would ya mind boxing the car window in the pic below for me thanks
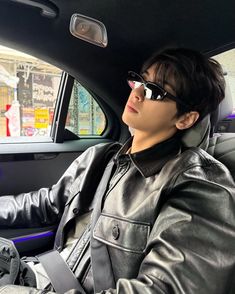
[0,45,106,141]
[66,80,106,136]
[0,44,62,140]
[213,48,235,116]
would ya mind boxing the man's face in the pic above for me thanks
[122,65,180,138]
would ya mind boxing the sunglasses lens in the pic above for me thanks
[146,83,164,100]
[144,87,152,99]
[127,72,143,89]
[127,72,165,100]
[127,80,142,89]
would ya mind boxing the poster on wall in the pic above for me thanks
[33,74,55,107]
[21,107,35,136]
[34,108,49,129]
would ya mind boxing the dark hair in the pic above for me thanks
[141,48,225,121]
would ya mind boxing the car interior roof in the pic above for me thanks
[0,0,235,115]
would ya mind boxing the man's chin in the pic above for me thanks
[121,112,129,126]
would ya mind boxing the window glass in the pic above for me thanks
[213,49,235,116]
[66,80,106,136]
[0,45,62,138]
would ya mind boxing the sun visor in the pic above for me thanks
[70,14,108,48]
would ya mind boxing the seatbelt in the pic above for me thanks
[90,159,116,292]
[38,146,118,293]
[37,250,86,294]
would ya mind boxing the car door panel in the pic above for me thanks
[0,138,113,255]
[0,138,112,194]
[0,226,56,256]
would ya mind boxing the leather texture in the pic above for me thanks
[0,139,235,293]
[208,133,235,180]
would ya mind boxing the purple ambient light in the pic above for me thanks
[12,231,54,244]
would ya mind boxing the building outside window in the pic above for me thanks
[0,45,106,139]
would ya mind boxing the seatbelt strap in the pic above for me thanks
[90,159,116,292]
[37,250,86,294]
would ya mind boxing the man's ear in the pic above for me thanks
[176,111,200,130]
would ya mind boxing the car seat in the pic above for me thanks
[207,79,235,180]
[181,77,235,180]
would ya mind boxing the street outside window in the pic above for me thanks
[0,45,106,140]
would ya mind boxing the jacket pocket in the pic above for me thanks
[93,213,150,254]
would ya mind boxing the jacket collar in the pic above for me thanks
[114,135,181,177]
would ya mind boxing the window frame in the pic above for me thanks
[51,72,75,143]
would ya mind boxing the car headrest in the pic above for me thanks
[181,76,234,150]
[210,75,234,132]
[181,115,210,150]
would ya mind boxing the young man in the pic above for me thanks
[0,48,235,294]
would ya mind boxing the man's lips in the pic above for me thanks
[127,104,138,113]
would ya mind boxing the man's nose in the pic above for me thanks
[132,85,145,102]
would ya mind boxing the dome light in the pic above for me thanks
[70,14,108,48]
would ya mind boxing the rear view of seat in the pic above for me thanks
[207,77,235,180]
[181,76,235,181]
[208,133,235,180]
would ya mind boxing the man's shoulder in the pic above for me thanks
[162,146,230,182]
[88,141,122,157]
[77,141,122,169]
[81,141,121,157]
[178,147,224,168]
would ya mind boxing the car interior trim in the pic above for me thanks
[7,0,58,18]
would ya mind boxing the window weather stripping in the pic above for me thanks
[70,14,108,48]
[8,0,58,18]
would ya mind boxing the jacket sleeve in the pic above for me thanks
[0,148,93,228]
[100,163,235,294]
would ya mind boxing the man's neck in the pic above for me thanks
[130,130,177,153]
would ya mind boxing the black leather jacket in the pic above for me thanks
[0,137,235,294]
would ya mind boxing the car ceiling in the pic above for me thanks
[0,0,235,117]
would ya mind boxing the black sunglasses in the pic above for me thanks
[127,71,191,109]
